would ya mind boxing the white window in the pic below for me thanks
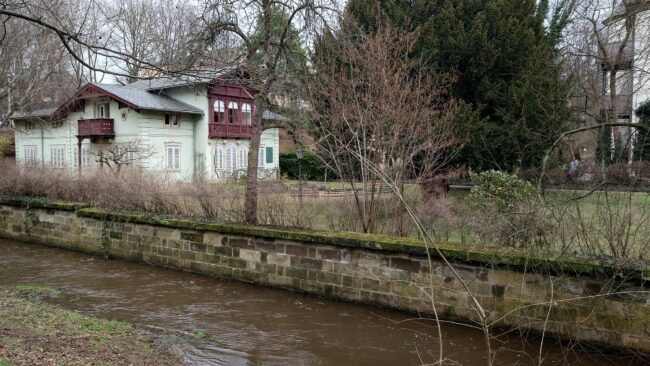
[258,146,265,167]
[213,100,225,123]
[83,147,93,167]
[116,146,135,165]
[50,145,66,167]
[24,146,37,163]
[215,146,223,171]
[74,147,93,168]
[225,144,236,174]
[239,147,248,169]
[165,145,180,170]
[95,102,110,118]
[164,113,179,127]
[241,103,252,125]
[227,101,239,124]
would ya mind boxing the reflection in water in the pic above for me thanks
[0,239,645,366]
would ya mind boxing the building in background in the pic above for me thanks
[12,71,285,181]
[600,0,650,160]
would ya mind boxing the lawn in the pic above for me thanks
[0,286,183,365]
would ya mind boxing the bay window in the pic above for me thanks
[241,103,252,125]
[227,101,239,124]
[213,100,225,123]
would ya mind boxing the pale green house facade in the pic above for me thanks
[12,76,282,181]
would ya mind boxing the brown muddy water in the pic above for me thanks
[0,239,647,366]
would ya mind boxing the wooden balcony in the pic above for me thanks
[78,118,115,139]
[209,123,252,139]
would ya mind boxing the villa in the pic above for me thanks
[11,70,284,180]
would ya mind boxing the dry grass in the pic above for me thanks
[2,162,649,263]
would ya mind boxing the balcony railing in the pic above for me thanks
[78,118,114,138]
[209,123,253,139]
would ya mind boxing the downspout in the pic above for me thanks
[192,113,197,181]
[40,122,44,167]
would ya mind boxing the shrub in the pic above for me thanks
[279,151,337,181]
[468,170,535,210]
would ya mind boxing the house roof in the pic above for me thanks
[91,83,204,115]
[127,67,236,91]
[12,107,58,120]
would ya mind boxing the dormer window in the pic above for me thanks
[95,102,110,118]
[214,100,225,123]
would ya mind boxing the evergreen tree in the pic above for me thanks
[635,101,650,161]
[346,0,576,172]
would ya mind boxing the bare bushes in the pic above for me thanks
[0,163,186,214]
[545,190,650,261]
[0,162,322,229]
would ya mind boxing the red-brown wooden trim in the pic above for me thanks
[54,83,140,119]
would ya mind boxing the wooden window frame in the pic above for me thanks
[164,113,180,128]
[24,145,37,163]
[165,144,181,171]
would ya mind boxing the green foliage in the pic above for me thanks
[249,6,307,80]
[468,170,535,209]
[346,0,576,172]
[279,151,337,181]
[635,101,650,161]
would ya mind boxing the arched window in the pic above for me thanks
[241,103,252,125]
[227,101,239,124]
[215,145,223,171]
[225,144,236,174]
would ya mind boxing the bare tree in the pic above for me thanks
[0,10,77,119]
[91,140,155,174]
[201,0,339,224]
[309,19,460,233]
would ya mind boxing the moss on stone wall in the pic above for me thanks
[1,196,648,283]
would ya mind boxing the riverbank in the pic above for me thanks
[0,286,184,365]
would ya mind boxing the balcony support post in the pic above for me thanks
[77,137,83,175]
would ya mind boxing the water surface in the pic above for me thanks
[0,239,645,366]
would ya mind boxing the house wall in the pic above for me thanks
[208,128,280,180]
[164,85,211,179]
[14,111,83,168]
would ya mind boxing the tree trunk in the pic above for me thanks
[244,95,267,224]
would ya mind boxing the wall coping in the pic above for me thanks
[2,196,648,283]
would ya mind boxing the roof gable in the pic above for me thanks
[53,83,204,118]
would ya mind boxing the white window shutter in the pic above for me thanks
[215,146,223,170]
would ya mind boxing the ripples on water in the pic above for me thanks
[0,239,646,366]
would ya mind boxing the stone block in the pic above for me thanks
[285,243,309,257]
[181,231,203,243]
[239,248,262,263]
[318,271,342,286]
[228,237,252,249]
[204,232,224,246]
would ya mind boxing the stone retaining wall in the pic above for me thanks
[0,198,648,353]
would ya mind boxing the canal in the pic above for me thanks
[0,239,645,366]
